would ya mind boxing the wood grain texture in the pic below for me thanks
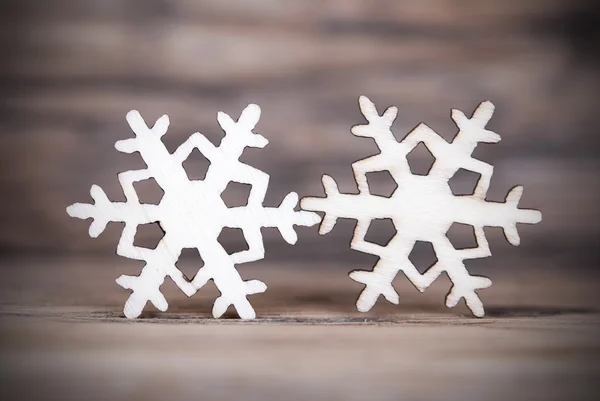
[0,260,599,400]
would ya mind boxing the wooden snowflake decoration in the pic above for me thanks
[301,96,542,317]
[67,104,320,319]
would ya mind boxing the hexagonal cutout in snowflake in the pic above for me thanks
[133,178,164,205]
[133,222,165,249]
[365,218,396,246]
[446,222,478,250]
[176,248,205,282]
[366,171,397,197]
[67,104,320,319]
[182,148,211,181]
[220,182,251,207]
[448,168,482,196]
[408,241,438,274]
[406,142,435,176]
[218,227,249,255]
[301,95,542,317]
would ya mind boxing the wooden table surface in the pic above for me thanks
[1,259,598,401]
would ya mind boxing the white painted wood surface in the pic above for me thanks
[67,104,320,319]
[301,96,542,317]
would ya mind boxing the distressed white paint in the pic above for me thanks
[301,96,542,317]
[67,104,320,319]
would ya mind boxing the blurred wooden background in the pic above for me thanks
[0,0,598,267]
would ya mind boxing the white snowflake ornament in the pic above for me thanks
[301,96,542,317]
[67,104,320,319]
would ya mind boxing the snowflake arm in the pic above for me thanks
[257,192,321,244]
[115,111,169,154]
[351,96,402,193]
[451,186,542,246]
[116,267,169,317]
[301,175,390,235]
[66,185,159,237]
[351,95,398,143]
[226,192,320,261]
[200,105,270,207]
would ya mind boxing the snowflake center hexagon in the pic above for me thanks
[301,95,541,317]
[390,175,455,237]
[159,181,228,244]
